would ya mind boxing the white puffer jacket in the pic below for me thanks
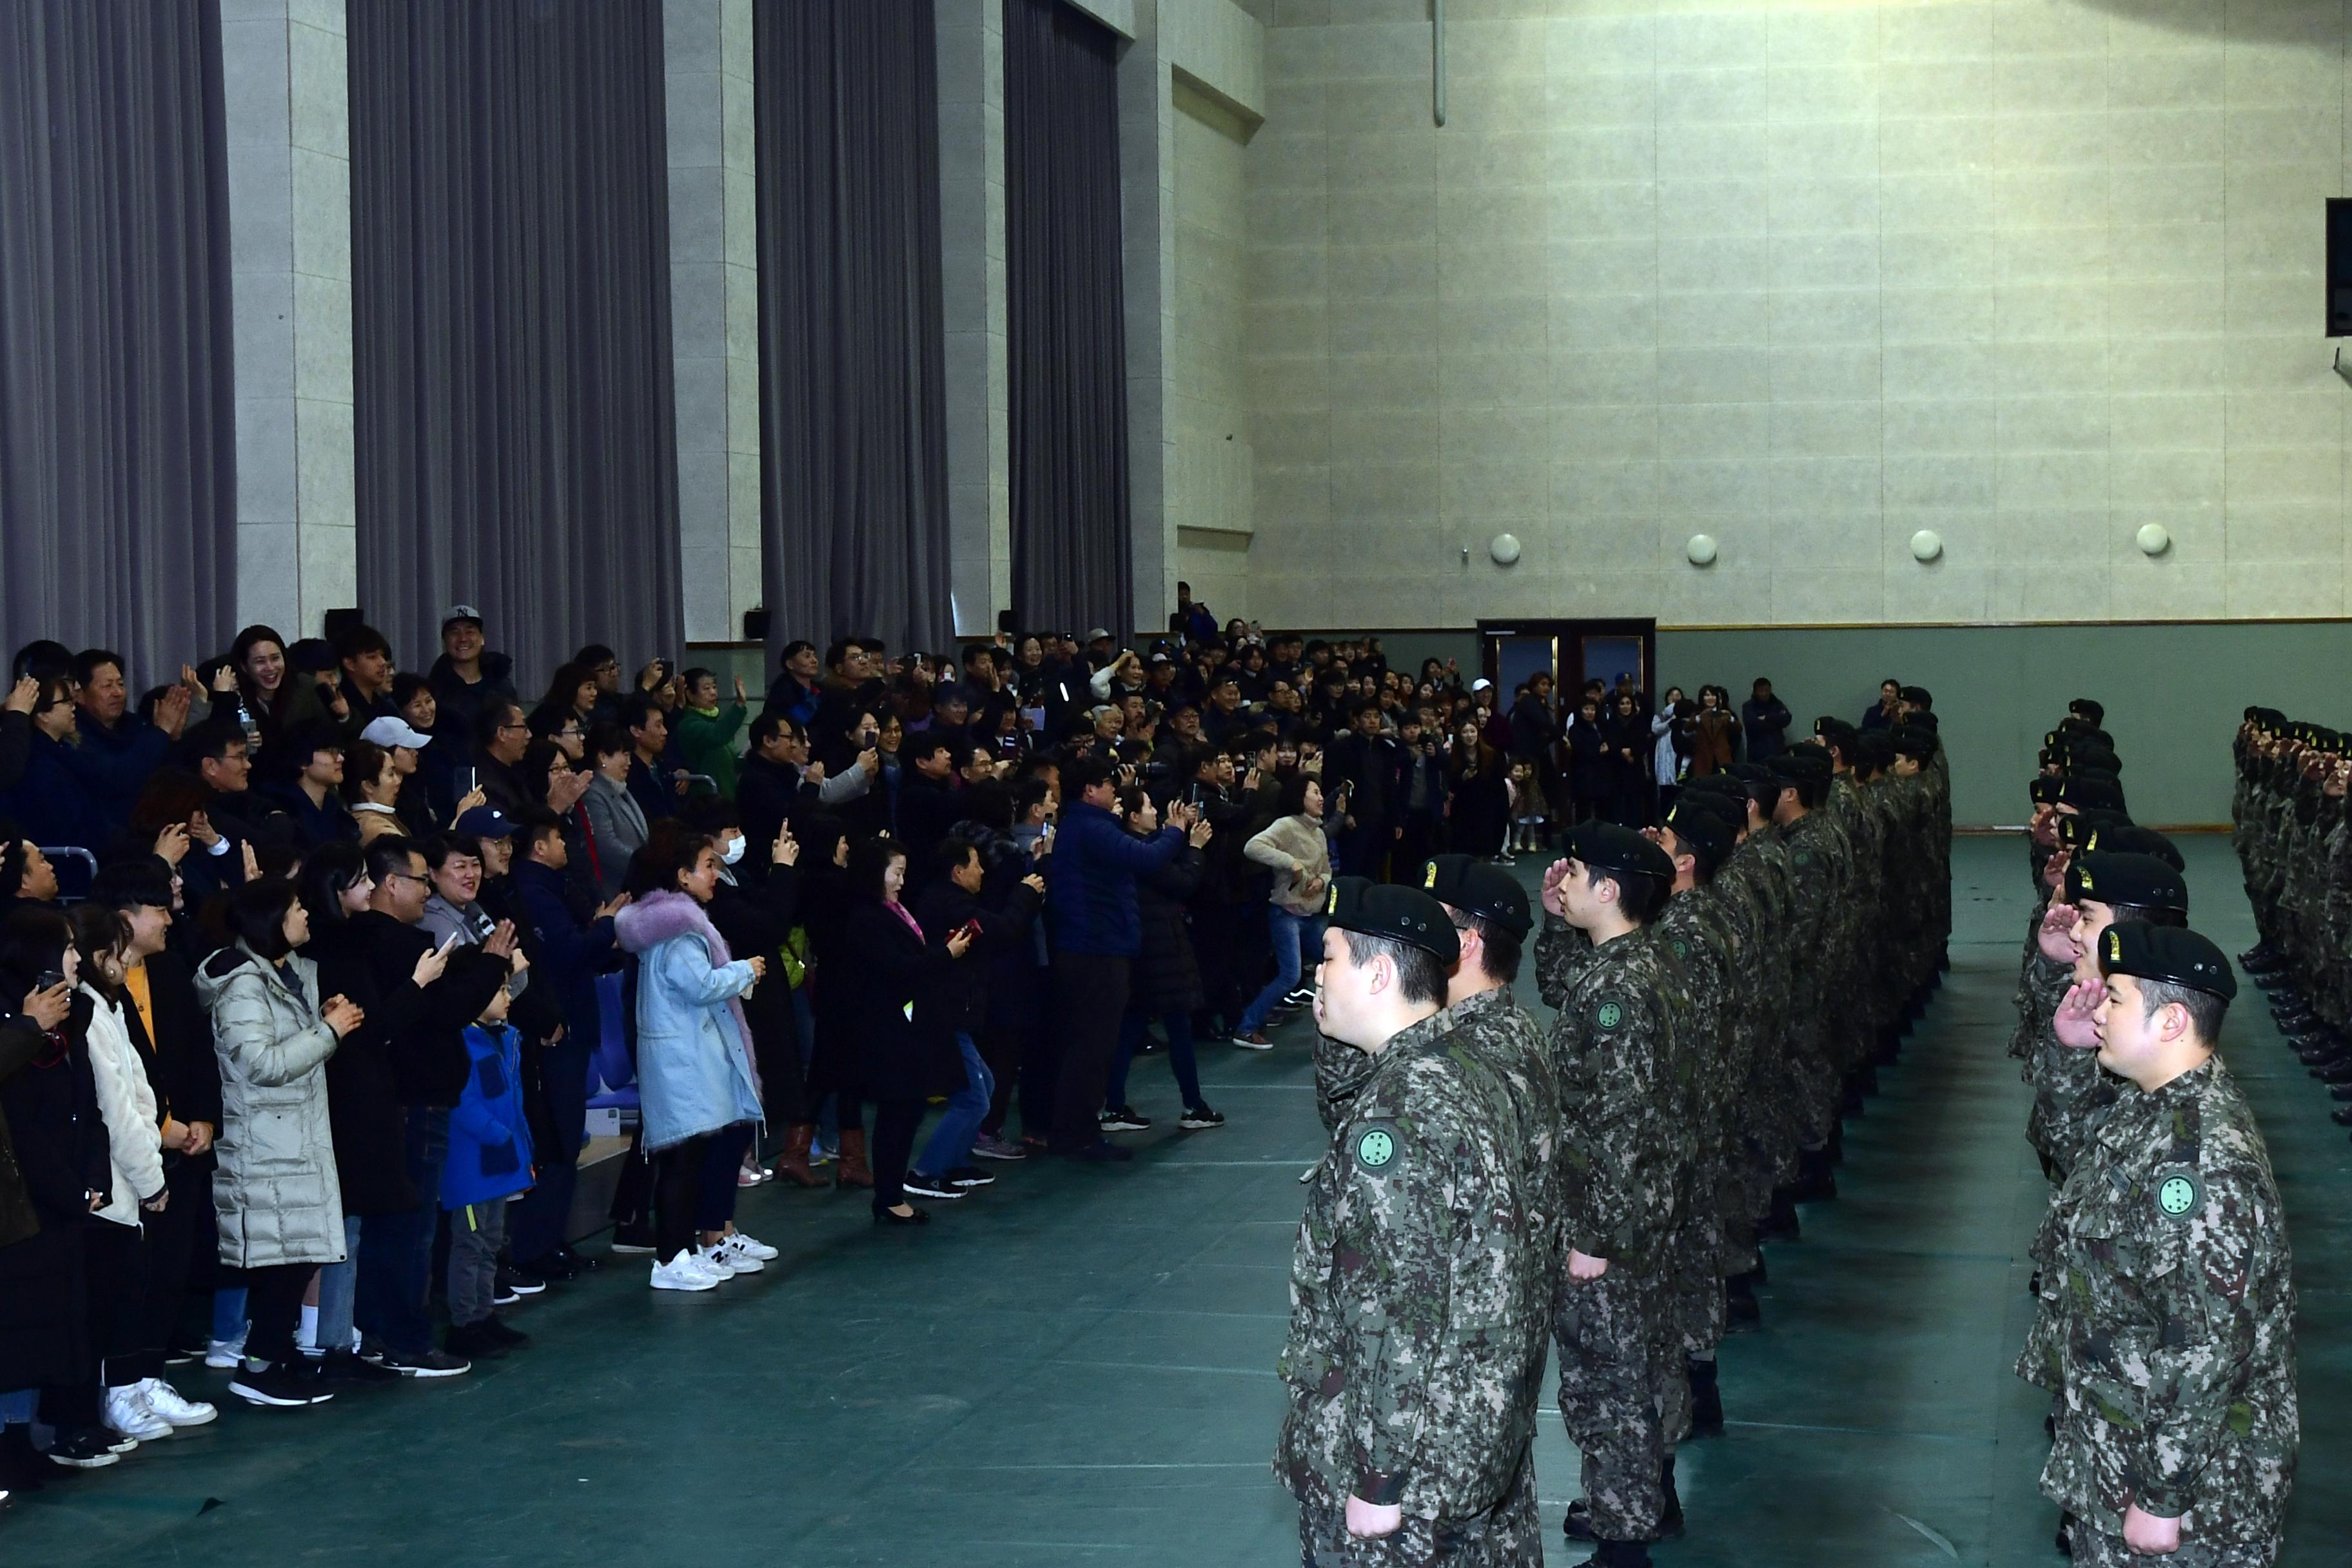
[195,943,346,1269]
[82,985,163,1228]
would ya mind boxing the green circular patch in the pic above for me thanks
[1355,1126,1396,1171]
[1596,1000,1623,1030]
[2157,1171,2201,1220]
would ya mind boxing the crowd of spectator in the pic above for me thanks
[0,586,1809,1498]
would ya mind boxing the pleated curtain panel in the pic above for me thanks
[348,0,684,688]
[1004,0,1131,640]
[755,0,955,663]
[0,0,239,687]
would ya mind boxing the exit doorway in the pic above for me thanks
[1478,618,1656,709]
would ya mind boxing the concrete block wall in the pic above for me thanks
[223,0,355,640]
[1244,0,2352,630]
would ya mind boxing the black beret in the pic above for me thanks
[2058,776,2126,813]
[1567,821,1675,883]
[1910,709,1939,732]
[2065,852,2187,914]
[2070,745,2121,774]
[2082,823,2182,871]
[2097,921,2237,1002]
[1726,762,1774,785]
[1776,750,1832,787]
[1326,876,1460,963]
[2057,808,2132,846]
[1660,805,1731,871]
[1890,725,1935,760]
[2029,776,2063,805]
[1421,854,1532,938]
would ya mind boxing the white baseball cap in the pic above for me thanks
[1472,678,1493,692]
[361,715,433,750]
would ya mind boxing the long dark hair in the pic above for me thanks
[299,841,369,928]
[845,836,906,903]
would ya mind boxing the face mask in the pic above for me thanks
[720,835,747,865]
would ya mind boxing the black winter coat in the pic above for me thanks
[838,899,965,1103]
[345,910,510,1109]
[305,917,429,1216]
[911,875,1043,1036]
[0,1001,101,1392]
[1129,843,1206,1015]
[705,867,801,1086]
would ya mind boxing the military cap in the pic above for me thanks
[2070,745,2121,774]
[2097,921,2237,1001]
[2082,823,2182,871]
[1910,709,1939,732]
[1890,724,1936,760]
[1674,786,1746,830]
[1726,761,1774,786]
[2058,775,2126,813]
[1899,685,1932,709]
[1776,749,1833,788]
[1660,805,1731,871]
[1567,821,1676,884]
[1325,876,1460,963]
[2057,808,2132,846]
[2064,851,2187,914]
[1420,854,1533,938]
[2030,776,2063,805]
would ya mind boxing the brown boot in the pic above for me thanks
[775,1123,825,1189]
[834,1128,874,1190]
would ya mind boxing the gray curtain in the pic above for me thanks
[756,0,952,663]
[348,0,683,690]
[0,0,237,687]
[1004,0,1130,638]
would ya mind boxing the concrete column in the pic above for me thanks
[665,0,761,644]
[1115,0,1174,638]
[938,0,1013,637]
[222,0,355,638]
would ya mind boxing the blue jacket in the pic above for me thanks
[3,729,106,850]
[512,859,618,1050]
[1043,801,1184,957]
[441,1023,534,1209]
[73,709,170,842]
[615,894,763,1152]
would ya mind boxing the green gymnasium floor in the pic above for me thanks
[10,836,2346,1566]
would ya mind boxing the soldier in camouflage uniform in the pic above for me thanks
[2233,713,2352,1139]
[1647,805,1741,1432]
[1534,823,1690,1568]
[1424,854,1564,1259]
[1277,880,1550,1568]
[2038,923,2297,1567]
[1767,749,1848,1228]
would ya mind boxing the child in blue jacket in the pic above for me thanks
[441,985,535,1357]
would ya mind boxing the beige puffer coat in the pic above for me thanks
[195,943,346,1269]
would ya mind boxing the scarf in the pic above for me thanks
[612,890,760,1094]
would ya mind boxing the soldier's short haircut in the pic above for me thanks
[1447,910,1523,984]
[1337,928,1449,1005]
[2101,904,2186,931]
[2137,976,2226,1043]
[1585,865,1669,924]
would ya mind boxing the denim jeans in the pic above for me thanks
[357,1107,449,1357]
[915,1032,991,1176]
[1108,1009,1202,1112]
[1237,908,1326,1034]
[311,1214,364,1355]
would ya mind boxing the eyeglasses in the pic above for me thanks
[498,720,529,733]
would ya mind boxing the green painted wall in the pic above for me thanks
[1294,623,2352,828]
[1657,623,2352,828]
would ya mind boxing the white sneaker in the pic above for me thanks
[203,1328,248,1369]
[649,1250,719,1292]
[725,1230,779,1262]
[710,1235,765,1273]
[135,1379,218,1428]
[694,1244,740,1280]
[103,1385,173,1442]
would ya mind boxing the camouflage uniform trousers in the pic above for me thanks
[1296,1457,1543,1568]
[1554,1266,1676,1541]
[2065,1523,2278,1568]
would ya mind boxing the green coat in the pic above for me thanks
[678,701,749,798]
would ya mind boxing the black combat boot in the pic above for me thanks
[1763,1188,1801,1239]
[1574,1539,1651,1568]
[1725,1274,1761,1331]
[1687,1359,1723,1435]
[1793,1148,1838,1202]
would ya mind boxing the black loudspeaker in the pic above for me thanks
[997,607,1020,635]
[322,607,366,645]
[744,607,769,643]
[2329,199,2352,337]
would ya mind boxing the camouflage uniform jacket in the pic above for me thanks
[1544,926,1692,1271]
[1314,1026,1377,1133]
[2039,1058,2299,1545]
[1445,984,1565,1274]
[1532,917,1598,1011]
[1277,1012,1551,1520]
